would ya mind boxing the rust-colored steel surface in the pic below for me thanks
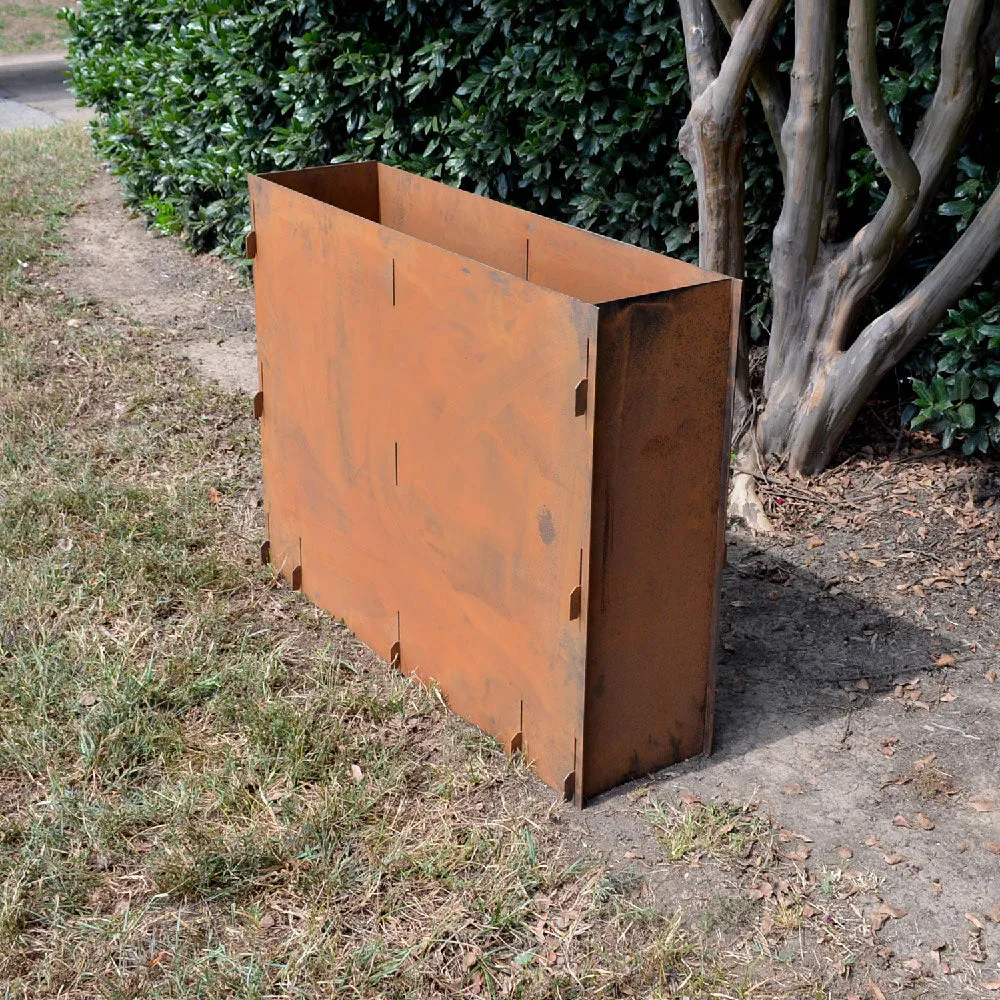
[248,162,740,805]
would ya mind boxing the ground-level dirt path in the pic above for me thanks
[55,170,258,393]
[55,168,1000,997]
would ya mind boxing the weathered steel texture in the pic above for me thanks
[249,161,739,805]
[582,282,740,799]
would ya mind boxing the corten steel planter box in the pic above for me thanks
[248,162,740,805]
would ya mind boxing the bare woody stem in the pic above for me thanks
[788,179,1000,474]
[679,0,785,275]
[710,0,787,178]
[766,0,835,381]
[848,0,919,255]
[679,0,721,100]
[861,0,994,264]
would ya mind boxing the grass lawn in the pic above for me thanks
[0,124,830,999]
[0,0,67,54]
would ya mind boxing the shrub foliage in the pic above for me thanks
[65,0,1000,453]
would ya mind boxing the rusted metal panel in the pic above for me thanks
[582,282,739,800]
[249,162,738,804]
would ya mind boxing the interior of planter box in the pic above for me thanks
[261,161,715,305]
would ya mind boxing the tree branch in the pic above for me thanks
[679,0,721,102]
[879,0,993,249]
[767,0,836,373]
[788,179,1000,474]
[857,180,1000,372]
[820,87,844,242]
[847,0,921,264]
[711,0,786,125]
[710,0,788,177]
[679,0,783,275]
[848,0,919,200]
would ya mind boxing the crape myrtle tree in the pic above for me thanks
[678,0,1000,514]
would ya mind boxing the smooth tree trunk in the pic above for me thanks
[677,0,1000,486]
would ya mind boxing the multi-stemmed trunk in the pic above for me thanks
[677,0,1000,505]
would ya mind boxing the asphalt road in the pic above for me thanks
[0,52,90,130]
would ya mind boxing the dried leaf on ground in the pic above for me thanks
[916,812,935,830]
[969,795,998,813]
[871,904,906,933]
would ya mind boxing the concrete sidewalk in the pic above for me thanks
[0,51,91,130]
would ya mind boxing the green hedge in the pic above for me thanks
[64,0,1000,453]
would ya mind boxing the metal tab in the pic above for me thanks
[260,539,270,565]
[509,731,523,754]
[253,390,264,420]
[246,230,257,259]
[568,585,582,621]
[563,770,576,802]
[291,565,302,591]
[574,378,588,416]
[389,641,401,668]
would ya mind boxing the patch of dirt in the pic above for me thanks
[0,2,67,55]
[55,170,1000,996]
[54,169,258,393]
[576,456,1000,994]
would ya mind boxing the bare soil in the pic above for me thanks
[0,0,66,55]
[56,170,258,393]
[55,170,1000,997]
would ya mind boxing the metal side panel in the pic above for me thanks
[249,174,597,798]
[581,279,740,800]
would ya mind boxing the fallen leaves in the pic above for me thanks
[935,653,956,668]
[916,812,935,830]
[969,794,998,813]
[782,783,804,796]
[986,843,1000,856]
[892,815,910,828]
[349,763,364,783]
[879,737,900,757]
[783,844,812,863]
[883,853,907,866]
[871,903,907,933]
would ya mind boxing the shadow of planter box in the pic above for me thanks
[248,162,740,805]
